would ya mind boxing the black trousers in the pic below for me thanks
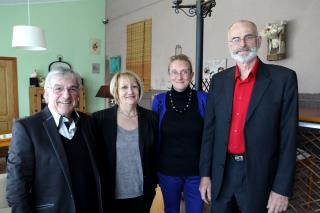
[110,191,155,213]
[211,155,249,213]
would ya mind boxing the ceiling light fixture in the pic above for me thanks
[12,0,46,51]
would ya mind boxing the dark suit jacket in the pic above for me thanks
[200,61,298,212]
[6,107,103,213]
[91,105,158,208]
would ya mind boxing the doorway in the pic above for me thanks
[0,57,19,131]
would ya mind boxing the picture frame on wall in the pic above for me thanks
[110,56,121,73]
[90,38,101,54]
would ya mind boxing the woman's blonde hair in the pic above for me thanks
[109,70,144,104]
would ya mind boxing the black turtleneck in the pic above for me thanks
[158,87,204,176]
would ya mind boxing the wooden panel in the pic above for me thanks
[127,20,144,78]
[79,87,86,112]
[29,87,45,114]
[150,185,164,213]
[299,107,320,123]
[0,129,11,158]
[0,57,18,131]
[0,68,8,115]
[143,19,152,91]
[126,19,152,92]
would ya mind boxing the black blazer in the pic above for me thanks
[92,105,158,205]
[6,107,103,213]
[200,61,298,212]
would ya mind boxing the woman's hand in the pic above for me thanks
[199,177,212,204]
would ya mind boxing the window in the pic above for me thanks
[126,19,151,91]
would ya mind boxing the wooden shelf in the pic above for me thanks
[29,87,86,115]
[299,107,320,123]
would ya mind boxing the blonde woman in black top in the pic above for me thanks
[92,71,158,213]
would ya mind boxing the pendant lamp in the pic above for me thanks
[12,0,46,51]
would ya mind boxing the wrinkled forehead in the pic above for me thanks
[170,59,191,70]
[50,74,77,86]
[228,21,257,39]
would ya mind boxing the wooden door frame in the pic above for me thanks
[0,56,19,130]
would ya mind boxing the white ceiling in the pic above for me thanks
[0,0,78,5]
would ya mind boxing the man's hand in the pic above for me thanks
[199,177,211,204]
[267,191,289,213]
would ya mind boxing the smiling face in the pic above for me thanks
[117,76,140,107]
[45,74,79,118]
[168,59,194,92]
[228,21,261,63]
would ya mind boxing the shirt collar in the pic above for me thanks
[235,57,261,80]
[48,106,80,128]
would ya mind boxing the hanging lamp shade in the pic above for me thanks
[12,25,46,51]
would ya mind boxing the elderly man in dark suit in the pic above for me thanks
[6,69,103,213]
[199,20,298,213]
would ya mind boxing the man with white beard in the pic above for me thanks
[199,20,298,213]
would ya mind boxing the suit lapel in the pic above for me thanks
[137,106,144,160]
[109,107,119,172]
[111,107,118,148]
[80,117,100,176]
[79,117,102,204]
[41,108,73,191]
[246,64,271,122]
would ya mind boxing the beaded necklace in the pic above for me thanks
[118,109,137,118]
[168,89,193,114]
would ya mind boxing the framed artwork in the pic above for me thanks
[92,63,100,73]
[90,38,101,54]
[261,21,287,61]
[110,56,121,73]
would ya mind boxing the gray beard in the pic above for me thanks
[230,47,258,63]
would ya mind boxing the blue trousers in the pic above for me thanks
[158,172,203,213]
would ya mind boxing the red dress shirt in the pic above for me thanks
[227,58,260,154]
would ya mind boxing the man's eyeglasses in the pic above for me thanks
[169,69,191,77]
[229,35,257,45]
[51,85,79,95]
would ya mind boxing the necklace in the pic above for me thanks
[168,90,193,114]
[118,109,137,118]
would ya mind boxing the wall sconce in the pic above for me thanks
[102,18,109,24]
[175,44,182,55]
[12,0,46,51]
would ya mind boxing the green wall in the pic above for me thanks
[0,0,106,117]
